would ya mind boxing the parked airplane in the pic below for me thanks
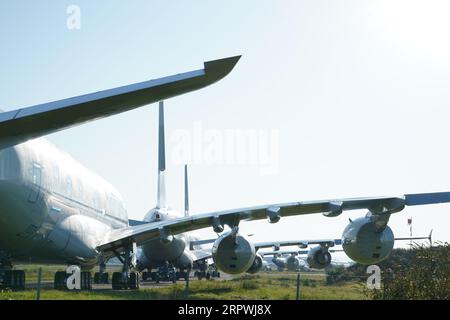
[132,103,214,288]
[259,231,433,272]
[0,56,241,290]
[0,54,449,291]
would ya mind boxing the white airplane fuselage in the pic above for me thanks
[0,138,126,268]
[0,138,195,270]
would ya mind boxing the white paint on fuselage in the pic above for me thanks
[0,138,207,270]
[0,138,127,267]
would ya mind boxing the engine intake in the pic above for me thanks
[307,246,332,269]
[286,255,301,271]
[246,254,264,274]
[212,232,256,274]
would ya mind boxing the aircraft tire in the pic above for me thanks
[3,270,26,291]
[102,272,109,284]
[129,272,139,290]
[80,272,92,290]
[54,271,67,290]
[112,272,123,290]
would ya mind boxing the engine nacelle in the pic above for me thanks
[246,253,264,274]
[271,256,286,270]
[286,255,300,271]
[212,232,256,274]
[342,216,394,264]
[307,246,332,269]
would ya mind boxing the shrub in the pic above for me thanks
[365,242,450,300]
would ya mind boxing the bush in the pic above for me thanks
[365,242,450,300]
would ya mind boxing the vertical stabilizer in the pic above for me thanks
[156,101,166,209]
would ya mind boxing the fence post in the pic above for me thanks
[36,267,42,301]
[185,270,190,299]
[296,273,300,300]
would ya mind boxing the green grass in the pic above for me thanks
[0,271,366,300]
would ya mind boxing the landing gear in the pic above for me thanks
[0,261,25,291]
[81,272,92,290]
[177,270,189,281]
[54,270,92,290]
[195,271,205,280]
[94,262,109,284]
[54,271,67,290]
[111,241,139,290]
[94,272,109,284]
[112,272,139,290]
[2,270,25,290]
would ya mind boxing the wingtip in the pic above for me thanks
[204,55,242,79]
[205,55,242,66]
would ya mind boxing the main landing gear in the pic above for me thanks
[0,261,25,291]
[94,261,109,284]
[54,268,92,290]
[111,242,139,290]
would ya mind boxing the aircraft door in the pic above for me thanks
[28,162,42,203]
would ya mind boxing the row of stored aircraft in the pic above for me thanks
[0,55,448,290]
[258,231,432,272]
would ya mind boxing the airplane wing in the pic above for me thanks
[260,249,343,256]
[189,238,340,250]
[0,56,240,149]
[254,239,340,250]
[260,250,310,256]
[190,249,212,262]
[97,192,450,253]
[253,232,433,251]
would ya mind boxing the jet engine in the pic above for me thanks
[341,216,394,264]
[306,246,332,269]
[246,253,264,274]
[212,232,256,274]
[286,255,301,271]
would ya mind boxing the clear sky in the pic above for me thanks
[1,1,450,261]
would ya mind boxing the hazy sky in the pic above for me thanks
[1,1,450,260]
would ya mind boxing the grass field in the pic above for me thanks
[0,270,366,300]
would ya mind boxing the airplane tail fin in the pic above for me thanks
[428,229,433,246]
[156,101,166,209]
[184,164,189,217]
